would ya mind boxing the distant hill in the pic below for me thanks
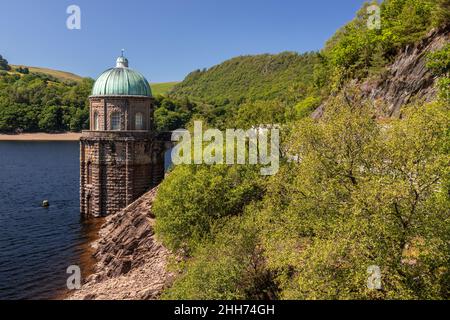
[171,52,320,106]
[151,82,179,96]
[9,66,179,96]
[10,65,83,82]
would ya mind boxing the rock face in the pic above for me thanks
[364,25,449,117]
[313,25,449,119]
[68,187,173,300]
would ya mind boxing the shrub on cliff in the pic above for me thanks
[427,44,450,102]
[319,0,447,91]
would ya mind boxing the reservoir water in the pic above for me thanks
[0,141,99,300]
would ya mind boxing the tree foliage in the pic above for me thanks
[170,52,321,127]
[153,95,195,131]
[319,0,448,90]
[162,215,278,300]
[427,44,450,102]
[154,164,265,253]
[0,54,10,71]
[260,96,450,299]
[156,92,450,299]
[154,0,450,300]
[0,70,93,132]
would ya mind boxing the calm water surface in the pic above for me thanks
[0,141,99,300]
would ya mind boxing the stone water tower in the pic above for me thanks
[80,54,165,217]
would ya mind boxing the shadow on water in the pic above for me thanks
[54,216,104,300]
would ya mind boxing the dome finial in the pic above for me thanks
[116,50,129,68]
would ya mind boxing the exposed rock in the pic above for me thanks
[364,25,449,117]
[68,187,174,300]
[312,25,450,119]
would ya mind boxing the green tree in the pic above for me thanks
[432,0,450,26]
[163,215,277,300]
[69,107,89,131]
[258,94,450,299]
[427,44,450,102]
[38,105,63,131]
[293,95,321,119]
[369,42,389,77]
[0,72,93,133]
[0,54,10,71]
[427,44,450,77]
[153,96,194,131]
[234,100,287,129]
[154,164,265,253]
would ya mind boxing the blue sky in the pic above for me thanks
[0,0,367,82]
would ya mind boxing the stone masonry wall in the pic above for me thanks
[90,97,153,131]
[80,132,165,217]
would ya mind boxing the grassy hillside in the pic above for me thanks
[10,65,83,83]
[171,52,319,106]
[150,81,179,96]
[167,52,321,129]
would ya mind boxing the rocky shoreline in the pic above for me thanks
[68,187,174,300]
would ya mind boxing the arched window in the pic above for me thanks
[135,112,144,130]
[93,112,99,130]
[111,112,121,130]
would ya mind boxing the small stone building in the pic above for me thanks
[80,55,165,217]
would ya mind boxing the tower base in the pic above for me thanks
[80,131,165,217]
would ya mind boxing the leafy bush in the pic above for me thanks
[162,215,278,300]
[427,44,450,76]
[259,95,450,299]
[294,96,321,119]
[427,44,450,101]
[15,67,30,74]
[154,164,265,253]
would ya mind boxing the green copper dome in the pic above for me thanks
[91,55,152,97]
